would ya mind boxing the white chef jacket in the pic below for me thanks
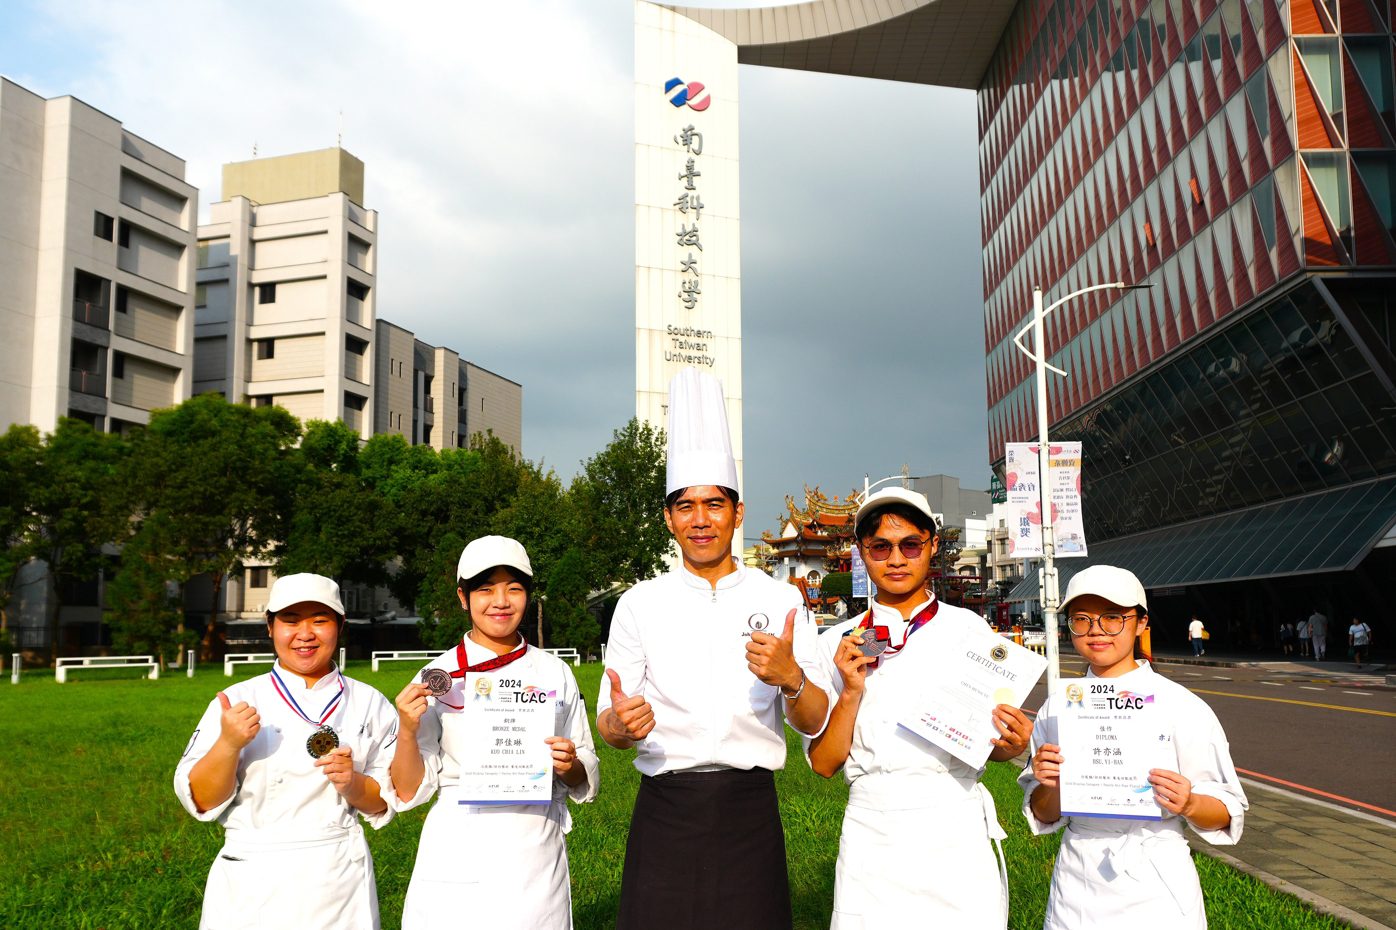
[598,560,834,777]
[174,663,398,930]
[389,638,599,930]
[1018,660,1247,930]
[808,596,1009,928]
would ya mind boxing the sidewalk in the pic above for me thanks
[1190,779,1396,930]
[1148,649,1391,684]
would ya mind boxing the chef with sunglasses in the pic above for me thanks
[805,487,1029,928]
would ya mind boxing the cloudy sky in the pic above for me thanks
[0,0,990,541]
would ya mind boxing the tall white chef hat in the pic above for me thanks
[665,367,738,496]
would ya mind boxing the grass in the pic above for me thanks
[0,662,1351,929]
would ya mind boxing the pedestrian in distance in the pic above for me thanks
[1349,617,1373,670]
[807,487,1028,928]
[174,574,399,930]
[1297,617,1311,658]
[388,536,598,930]
[598,368,833,930]
[1278,620,1294,656]
[1021,565,1248,930]
[1308,608,1329,662]
[1188,614,1206,656]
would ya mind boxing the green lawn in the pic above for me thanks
[0,662,1348,929]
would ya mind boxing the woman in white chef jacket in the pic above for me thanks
[174,573,399,930]
[389,536,599,930]
[807,488,1033,928]
[1020,565,1247,929]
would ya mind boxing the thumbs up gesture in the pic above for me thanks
[746,608,804,694]
[216,691,260,750]
[604,669,656,743]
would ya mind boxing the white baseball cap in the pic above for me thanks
[1061,565,1148,613]
[266,573,346,617]
[457,535,533,582]
[854,487,938,533]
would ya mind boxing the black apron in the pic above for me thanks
[617,768,792,930]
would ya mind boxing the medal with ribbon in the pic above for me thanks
[429,635,530,709]
[854,597,940,668]
[270,666,345,759]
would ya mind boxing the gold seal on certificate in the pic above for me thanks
[420,667,452,697]
[306,724,340,758]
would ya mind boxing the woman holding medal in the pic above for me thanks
[806,487,1030,928]
[174,573,399,930]
[388,535,599,930]
[1019,565,1247,929]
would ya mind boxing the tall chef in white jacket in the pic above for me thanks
[174,573,398,930]
[388,535,599,930]
[1020,565,1247,929]
[597,367,833,930]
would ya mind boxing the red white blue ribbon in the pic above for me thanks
[270,667,344,726]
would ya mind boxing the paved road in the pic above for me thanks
[1022,654,1396,823]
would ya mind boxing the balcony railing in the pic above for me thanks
[72,300,110,329]
[69,368,105,397]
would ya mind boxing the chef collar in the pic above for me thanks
[678,557,746,591]
[461,632,528,664]
[867,593,936,629]
[272,660,342,691]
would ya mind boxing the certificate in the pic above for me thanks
[442,671,555,805]
[1057,679,1178,820]
[899,625,1048,769]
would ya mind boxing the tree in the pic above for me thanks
[821,572,852,599]
[277,420,395,590]
[116,394,301,659]
[29,420,125,661]
[571,418,669,590]
[106,535,188,662]
[0,425,44,646]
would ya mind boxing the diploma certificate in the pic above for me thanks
[1057,679,1178,820]
[442,671,555,805]
[899,626,1048,769]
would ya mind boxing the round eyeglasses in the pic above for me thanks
[1066,612,1137,636]
[863,537,930,561]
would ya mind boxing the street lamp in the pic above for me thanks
[1011,281,1152,692]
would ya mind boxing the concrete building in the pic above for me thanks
[0,77,197,436]
[653,0,1396,650]
[373,320,522,453]
[195,148,378,436]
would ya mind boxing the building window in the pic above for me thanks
[347,280,369,301]
[247,567,269,588]
[344,392,366,411]
[117,221,130,248]
[94,212,114,241]
[346,335,367,356]
[423,425,432,444]
[112,353,125,380]
[253,395,273,408]
[257,283,277,304]
[195,284,207,307]
[256,339,275,360]
[115,287,128,314]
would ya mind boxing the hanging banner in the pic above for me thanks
[850,542,873,598]
[1004,442,1088,559]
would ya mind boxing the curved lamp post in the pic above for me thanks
[1012,282,1152,691]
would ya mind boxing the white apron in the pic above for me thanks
[831,773,1007,929]
[200,824,378,930]
[402,786,571,930]
[1045,818,1204,929]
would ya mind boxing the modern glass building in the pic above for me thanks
[663,0,1395,649]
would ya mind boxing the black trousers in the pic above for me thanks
[616,768,792,930]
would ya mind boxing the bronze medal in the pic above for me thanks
[306,724,340,759]
[420,667,452,697]
[858,628,888,658]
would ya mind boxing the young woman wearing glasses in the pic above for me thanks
[806,487,1031,928]
[1019,565,1247,929]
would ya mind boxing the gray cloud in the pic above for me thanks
[1,0,992,542]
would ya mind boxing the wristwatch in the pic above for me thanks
[781,671,806,702]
